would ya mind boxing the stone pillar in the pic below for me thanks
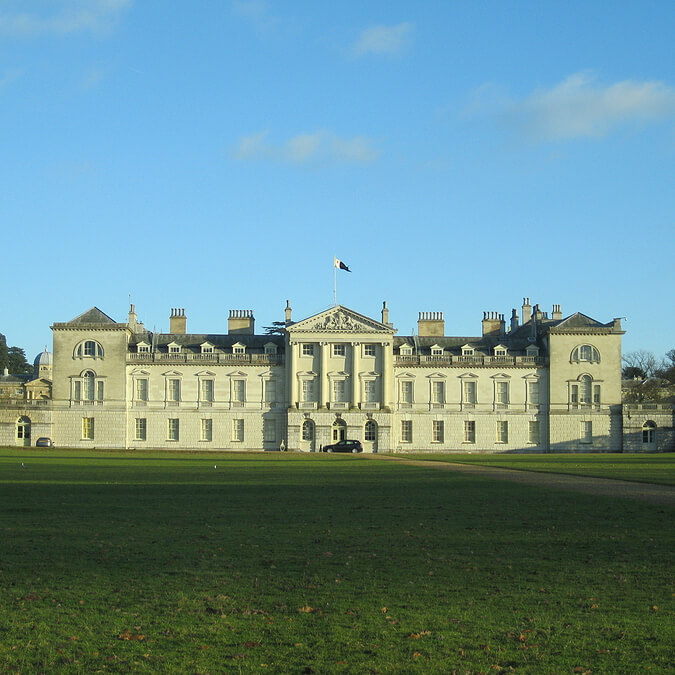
[289,341,298,407]
[382,341,393,409]
[320,342,330,408]
[351,342,360,408]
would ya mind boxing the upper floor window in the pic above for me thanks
[264,343,278,355]
[137,342,150,354]
[399,344,413,356]
[494,346,507,357]
[302,344,314,357]
[430,345,443,356]
[571,344,600,363]
[333,344,346,357]
[233,343,246,355]
[364,344,376,357]
[201,343,214,354]
[462,345,474,356]
[75,340,104,359]
[168,343,181,354]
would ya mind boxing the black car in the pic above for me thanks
[323,439,363,453]
[36,437,55,447]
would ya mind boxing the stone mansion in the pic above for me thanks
[1,299,672,452]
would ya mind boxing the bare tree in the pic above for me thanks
[622,350,661,379]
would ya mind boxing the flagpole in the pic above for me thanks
[333,256,338,306]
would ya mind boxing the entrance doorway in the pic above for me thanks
[17,416,31,446]
[332,419,346,442]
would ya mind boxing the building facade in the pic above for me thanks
[1,299,673,452]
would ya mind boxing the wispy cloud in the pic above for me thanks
[231,130,380,165]
[0,0,132,37]
[231,0,279,35]
[352,22,413,57]
[470,72,675,142]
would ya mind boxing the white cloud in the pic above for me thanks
[231,130,379,165]
[352,22,413,57]
[0,0,132,37]
[487,72,675,141]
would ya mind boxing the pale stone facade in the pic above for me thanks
[1,299,672,452]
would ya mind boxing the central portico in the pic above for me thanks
[285,304,396,452]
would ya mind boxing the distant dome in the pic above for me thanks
[34,349,53,367]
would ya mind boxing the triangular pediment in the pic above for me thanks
[554,312,604,329]
[288,305,395,334]
[66,307,117,325]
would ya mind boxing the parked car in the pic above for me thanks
[322,439,363,453]
[35,437,55,448]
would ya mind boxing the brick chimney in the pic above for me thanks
[417,312,444,337]
[229,310,255,335]
[169,308,187,334]
[552,304,563,320]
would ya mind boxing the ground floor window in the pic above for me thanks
[302,419,314,441]
[581,420,592,444]
[135,418,147,441]
[464,420,475,443]
[232,419,244,442]
[432,420,444,443]
[201,418,213,442]
[365,419,377,442]
[264,418,277,442]
[642,421,656,444]
[82,417,95,440]
[168,418,179,441]
[528,420,539,444]
[401,420,412,443]
[496,420,508,444]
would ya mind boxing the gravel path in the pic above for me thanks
[366,455,675,507]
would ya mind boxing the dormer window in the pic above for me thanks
[494,345,507,357]
[233,343,246,355]
[399,344,413,356]
[201,343,214,354]
[462,345,474,356]
[264,343,278,355]
[526,344,540,357]
[137,342,150,354]
[168,343,181,354]
[430,345,443,356]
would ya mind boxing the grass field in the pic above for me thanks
[1,449,673,673]
[402,453,675,486]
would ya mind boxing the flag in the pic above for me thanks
[334,258,351,272]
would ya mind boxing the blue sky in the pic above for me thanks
[2,0,674,362]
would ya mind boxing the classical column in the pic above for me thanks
[382,341,393,410]
[289,341,298,407]
[320,342,330,408]
[351,342,360,408]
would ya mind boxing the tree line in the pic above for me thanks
[0,334,33,376]
[622,349,675,403]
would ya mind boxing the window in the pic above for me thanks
[365,419,377,442]
[432,381,445,404]
[168,418,179,441]
[494,347,507,357]
[232,419,244,442]
[264,379,276,404]
[462,346,474,356]
[464,420,476,444]
[201,344,214,354]
[527,380,539,407]
[137,343,150,353]
[265,343,278,355]
[431,346,443,356]
[593,385,601,405]
[76,340,103,358]
[167,378,181,402]
[364,344,376,357]
[302,419,314,441]
[135,378,148,402]
[332,379,346,403]
[301,379,315,402]
[364,380,377,402]
[135,418,147,441]
[263,419,276,442]
[496,420,508,444]
[233,344,246,355]
[84,371,95,401]
[82,417,94,440]
[201,379,214,402]
[571,345,600,363]
[528,420,539,444]
[201,418,213,442]
[581,421,592,444]
[233,379,245,403]
[401,420,412,443]
[642,421,656,444]
[400,380,413,404]
[496,381,510,406]
[169,344,181,354]
[302,344,314,357]
[399,344,413,356]
[432,420,444,443]
[463,380,477,406]
[333,344,346,357]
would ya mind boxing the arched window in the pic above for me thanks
[571,344,600,363]
[570,374,601,408]
[75,340,104,359]
[332,418,347,442]
[302,419,314,441]
[83,371,96,401]
[642,421,656,445]
[365,419,377,442]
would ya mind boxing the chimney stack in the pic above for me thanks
[482,311,505,337]
[510,308,519,332]
[169,308,187,334]
[417,312,444,337]
[382,301,390,326]
[522,298,532,323]
[285,300,292,326]
[552,304,562,320]
[229,309,255,335]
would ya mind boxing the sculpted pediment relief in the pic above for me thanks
[289,306,393,334]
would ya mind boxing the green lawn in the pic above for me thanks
[400,453,675,486]
[0,449,673,673]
